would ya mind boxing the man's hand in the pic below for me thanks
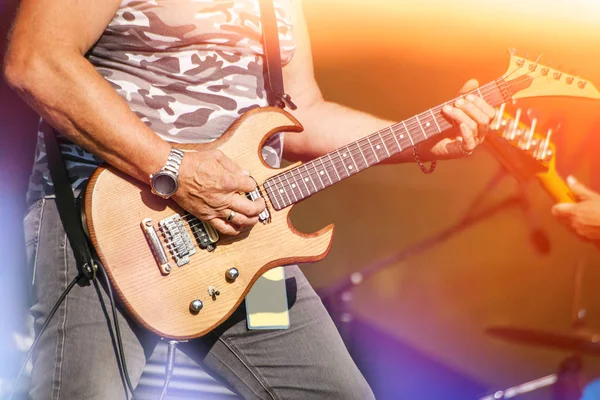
[419,79,497,160]
[173,150,265,236]
[551,176,600,242]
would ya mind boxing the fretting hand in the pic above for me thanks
[418,79,497,160]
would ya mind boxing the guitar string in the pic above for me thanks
[162,76,517,236]
[264,78,511,206]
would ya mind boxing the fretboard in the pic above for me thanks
[263,78,511,211]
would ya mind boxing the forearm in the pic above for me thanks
[4,49,171,184]
[283,100,417,164]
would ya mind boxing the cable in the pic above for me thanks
[8,273,84,400]
[158,340,179,400]
[97,262,139,400]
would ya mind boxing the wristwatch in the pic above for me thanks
[150,148,184,199]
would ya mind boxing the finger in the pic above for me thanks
[465,94,497,121]
[230,195,266,218]
[567,175,598,200]
[220,172,257,193]
[442,105,477,150]
[214,151,243,174]
[551,203,576,218]
[209,217,243,236]
[458,79,479,94]
[220,209,259,228]
[455,97,491,129]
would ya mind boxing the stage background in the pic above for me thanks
[1,1,600,398]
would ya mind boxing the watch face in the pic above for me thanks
[152,173,178,196]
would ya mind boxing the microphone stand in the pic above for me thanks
[320,164,535,348]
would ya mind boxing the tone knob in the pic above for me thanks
[189,299,203,314]
[226,268,240,281]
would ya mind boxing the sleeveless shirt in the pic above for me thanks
[26,0,296,205]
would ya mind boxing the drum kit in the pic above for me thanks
[481,258,599,400]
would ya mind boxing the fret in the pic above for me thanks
[418,111,441,139]
[290,171,306,199]
[300,165,312,195]
[367,136,379,163]
[476,87,483,99]
[415,115,427,139]
[401,121,415,146]
[319,157,333,185]
[285,173,299,202]
[304,164,318,193]
[314,158,329,186]
[428,109,441,132]
[356,139,370,167]
[346,145,360,173]
[268,181,286,210]
[370,133,389,160]
[390,126,402,152]
[328,153,341,181]
[312,160,326,188]
[337,150,350,177]
[267,183,283,210]
[277,175,292,206]
[377,132,391,157]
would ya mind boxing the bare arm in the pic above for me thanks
[281,0,496,163]
[4,0,263,235]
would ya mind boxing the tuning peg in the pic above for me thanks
[526,108,542,124]
[508,47,518,55]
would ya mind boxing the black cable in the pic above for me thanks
[97,262,139,400]
[8,273,84,400]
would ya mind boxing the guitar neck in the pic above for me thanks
[264,78,510,210]
[537,171,577,204]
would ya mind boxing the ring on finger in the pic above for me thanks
[226,210,236,222]
[459,142,473,156]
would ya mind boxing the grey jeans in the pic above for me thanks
[24,198,374,400]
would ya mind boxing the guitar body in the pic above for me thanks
[84,107,334,340]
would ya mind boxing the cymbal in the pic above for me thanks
[486,326,600,356]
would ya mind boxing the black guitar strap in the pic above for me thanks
[44,130,96,282]
[258,0,297,110]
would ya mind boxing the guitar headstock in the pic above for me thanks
[501,54,600,101]
[486,104,576,203]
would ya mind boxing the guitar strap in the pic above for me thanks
[259,0,296,110]
[44,130,96,282]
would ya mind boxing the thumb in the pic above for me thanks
[552,202,576,218]
[567,175,597,200]
[458,79,479,95]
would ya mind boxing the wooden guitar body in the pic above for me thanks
[85,108,334,339]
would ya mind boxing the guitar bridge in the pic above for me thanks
[159,214,196,267]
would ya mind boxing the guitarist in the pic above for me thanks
[552,176,600,245]
[4,0,495,399]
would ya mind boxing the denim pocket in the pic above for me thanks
[23,198,45,286]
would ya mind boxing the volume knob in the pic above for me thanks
[226,268,240,281]
[189,299,203,314]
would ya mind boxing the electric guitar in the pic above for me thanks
[485,105,576,203]
[84,55,600,339]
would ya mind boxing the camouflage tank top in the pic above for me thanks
[26,0,296,205]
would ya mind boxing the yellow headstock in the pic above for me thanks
[501,55,600,101]
[485,104,576,203]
